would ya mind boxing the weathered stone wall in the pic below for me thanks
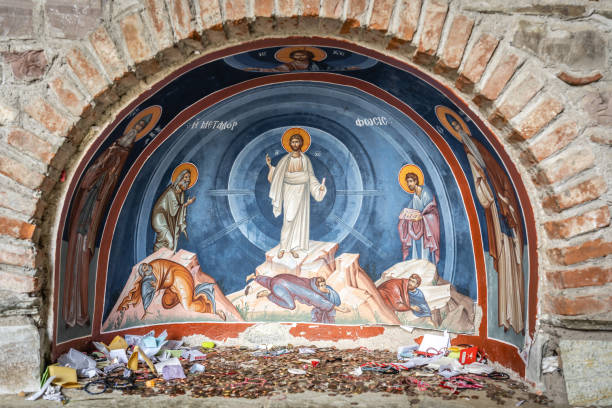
[0,0,610,403]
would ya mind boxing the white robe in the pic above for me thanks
[268,153,326,251]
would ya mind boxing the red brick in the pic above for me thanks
[0,153,45,190]
[0,243,35,268]
[0,271,39,293]
[65,47,107,97]
[526,121,578,162]
[545,206,610,240]
[199,0,223,26]
[224,0,247,21]
[547,294,612,316]
[168,0,195,40]
[120,13,154,64]
[24,97,71,136]
[277,0,296,16]
[7,128,55,164]
[302,0,320,16]
[511,97,564,140]
[456,34,499,90]
[253,0,274,17]
[347,0,368,22]
[0,186,38,217]
[396,0,422,42]
[414,0,447,62]
[0,216,35,240]
[145,0,173,48]
[543,176,607,212]
[321,0,345,19]
[369,0,395,31]
[89,26,127,82]
[476,54,520,103]
[536,145,594,185]
[489,74,543,126]
[49,75,89,117]
[547,266,612,290]
[435,15,473,72]
[548,238,612,266]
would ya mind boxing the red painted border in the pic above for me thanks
[52,37,538,376]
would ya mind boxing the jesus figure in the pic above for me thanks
[266,128,327,258]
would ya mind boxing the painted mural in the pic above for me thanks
[54,39,535,366]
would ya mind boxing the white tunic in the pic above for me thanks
[268,153,327,251]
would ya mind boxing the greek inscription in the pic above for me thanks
[190,120,239,131]
[355,116,389,127]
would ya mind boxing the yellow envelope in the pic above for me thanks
[48,365,81,388]
[108,335,128,350]
[127,350,139,371]
[133,346,156,375]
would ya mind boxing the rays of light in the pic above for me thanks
[201,215,257,248]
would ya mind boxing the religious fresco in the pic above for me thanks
[54,40,535,365]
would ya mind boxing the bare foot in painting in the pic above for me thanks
[256,290,270,299]
[216,310,226,321]
[278,250,285,258]
[290,250,299,258]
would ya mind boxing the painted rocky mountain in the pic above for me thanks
[228,240,476,332]
[102,248,243,332]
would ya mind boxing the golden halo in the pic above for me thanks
[274,46,327,63]
[435,105,470,140]
[398,164,424,194]
[281,127,311,153]
[171,162,198,189]
[124,105,162,141]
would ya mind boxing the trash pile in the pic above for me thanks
[25,330,551,405]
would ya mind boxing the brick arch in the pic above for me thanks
[0,0,609,389]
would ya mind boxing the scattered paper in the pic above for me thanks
[288,368,307,375]
[397,345,418,360]
[400,325,414,333]
[182,349,206,362]
[298,348,316,354]
[26,376,56,401]
[127,350,139,371]
[154,357,181,374]
[108,336,128,350]
[134,346,156,374]
[162,364,185,380]
[418,331,450,355]
[190,363,206,374]
[48,365,80,388]
[109,348,129,364]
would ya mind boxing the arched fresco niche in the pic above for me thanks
[53,38,537,374]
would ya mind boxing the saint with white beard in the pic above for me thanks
[266,128,327,258]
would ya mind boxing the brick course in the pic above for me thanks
[435,15,473,73]
[414,0,447,63]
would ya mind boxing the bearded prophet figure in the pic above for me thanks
[246,273,349,323]
[398,167,441,264]
[266,128,326,258]
[377,273,439,327]
[62,114,152,327]
[117,258,225,320]
[151,165,197,252]
[448,115,524,334]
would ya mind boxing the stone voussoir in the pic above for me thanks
[544,206,610,240]
[542,176,607,212]
[413,0,448,64]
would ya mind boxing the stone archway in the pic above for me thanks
[0,1,609,403]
